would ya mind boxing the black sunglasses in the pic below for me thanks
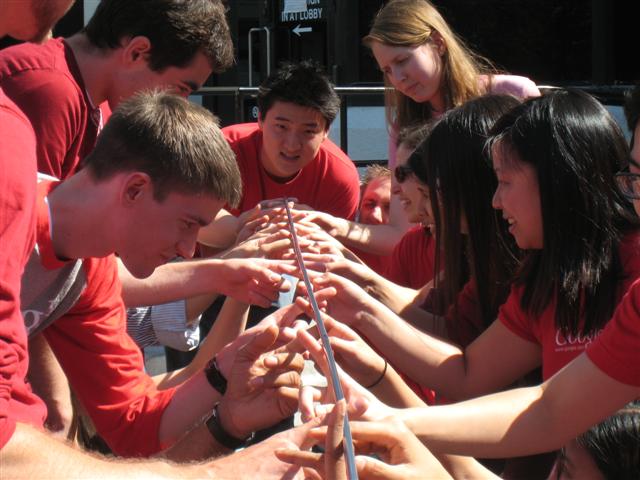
[394,164,413,183]
[615,171,640,200]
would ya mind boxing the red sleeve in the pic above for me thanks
[43,256,176,457]
[1,67,85,179]
[315,142,360,220]
[587,278,640,387]
[0,93,48,449]
[497,284,538,344]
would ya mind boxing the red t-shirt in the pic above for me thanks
[223,123,360,220]
[386,226,436,288]
[587,278,640,387]
[0,37,103,179]
[31,182,176,457]
[500,231,640,380]
[0,89,47,449]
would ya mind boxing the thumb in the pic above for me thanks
[238,324,279,362]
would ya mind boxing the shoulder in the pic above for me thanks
[485,74,540,99]
[0,39,83,108]
[0,38,69,80]
[317,137,358,177]
[222,122,260,144]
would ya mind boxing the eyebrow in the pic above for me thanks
[186,214,210,227]
[273,116,321,128]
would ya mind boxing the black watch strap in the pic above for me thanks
[204,356,227,395]
[206,404,253,450]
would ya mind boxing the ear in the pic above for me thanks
[120,172,153,206]
[431,31,446,56]
[257,110,265,129]
[120,36,152,67]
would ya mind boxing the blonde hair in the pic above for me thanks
[363,0,497,130]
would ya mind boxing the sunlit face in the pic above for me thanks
[360,176,391,225]
[112,50,212,108]
[392,144,433,224]
[547,440,604,480]
[4,0,74,42]
[371,39,445,111]
[492,141,543,249]
[630,123,640,216]
[119,184,224,278]
[258,101,328,180]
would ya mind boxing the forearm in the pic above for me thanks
[27,334,73,437]
[197,208,240,249]
[158,371,221,448]
[370,363,428,408]
[154,299,249,391]
[340,194,411,255]
[398,357,636,459]
[1,424,185,479]
[119,258,225,307]
[355,305,471,398]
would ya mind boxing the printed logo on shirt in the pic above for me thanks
[554,328,603,353]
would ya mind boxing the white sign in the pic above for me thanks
[283,0,307,14]
[292,24,313,36]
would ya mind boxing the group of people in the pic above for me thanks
[1,0,639,479]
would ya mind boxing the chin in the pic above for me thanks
[121,260,157,279]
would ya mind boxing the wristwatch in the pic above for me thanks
[206,403,254,450]
[204,356,227,395]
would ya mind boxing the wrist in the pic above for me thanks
[204,356,228,395]
[206,403,254,450]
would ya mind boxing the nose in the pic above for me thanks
[176,233,198,259]
[492,187,502,210]
[389,65,406,87]
[284,131,302,152]
[372,206,385,224]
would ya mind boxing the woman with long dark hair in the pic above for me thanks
[314,89,640,403]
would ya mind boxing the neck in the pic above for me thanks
[65,33,114,107]
[47,171,118,260]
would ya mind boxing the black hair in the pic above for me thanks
[83,0,234,73]
[257,60,340,128]
[555,401,640,480]
[624,84,640,150]
[409,94,521,332]
[488,89,638,336]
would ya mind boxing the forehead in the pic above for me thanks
[396,144,414,166]
[363,176,391,200]
[371,41,413,64]
[158,190,224,224]
[262,101,326,128]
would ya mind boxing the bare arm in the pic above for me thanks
[27,334,73,439]
[309,273,541,400]
[154,297,250,390]
[399,353,640,458]
[118,257,286,309]
[196,207,240,249]
[1,424,185,479]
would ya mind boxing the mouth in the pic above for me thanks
[280,152,301,163]
[505,216,516,233]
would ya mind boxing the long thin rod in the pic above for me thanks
[283,199,358,480]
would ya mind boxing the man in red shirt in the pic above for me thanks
[0,0,76,458]
[3,90,309,478]
[198,61,361,249]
